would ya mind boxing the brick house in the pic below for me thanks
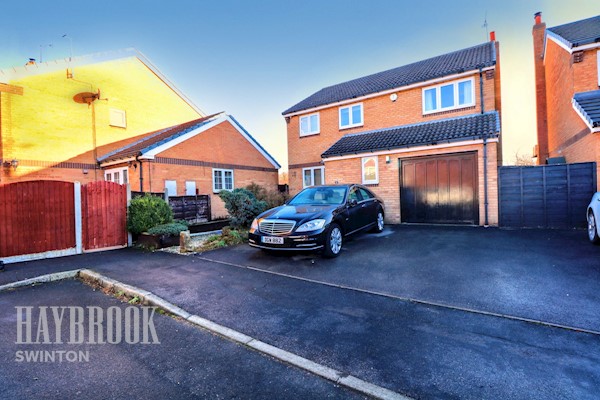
[0,48,203,184]
[98,112,280,218]
[532,13,600,187]
[283,36,502,225]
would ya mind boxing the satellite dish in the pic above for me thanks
[73,90,100,104]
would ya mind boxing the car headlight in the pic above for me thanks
[250,218,259,233]
[296,219,326,232]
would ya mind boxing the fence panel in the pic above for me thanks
[0,181,75,257]
[499,162,596,228]
[168,195,211,223]
[82,181,128,251]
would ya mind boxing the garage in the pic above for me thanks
[400,152,478,224]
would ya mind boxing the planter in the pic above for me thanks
[189,219,231,234]
[136,232,180,249]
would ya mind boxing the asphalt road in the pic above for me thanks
[1,225,600,399]
[0,280,363,400]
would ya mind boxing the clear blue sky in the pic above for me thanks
[2,0,599,169]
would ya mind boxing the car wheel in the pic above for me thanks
[588,211,600,245]
[371,209,384,233]
[323,223,342,258]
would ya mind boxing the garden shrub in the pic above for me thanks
[245,182,289,209]
[218,188,267,228]
[127,195,173,234]
[147,222,188,236]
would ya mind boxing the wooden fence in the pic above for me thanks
[168,195,211,223]
[0,180,128,262]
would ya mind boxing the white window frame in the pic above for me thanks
[165,180,177,197]
[597,50,599,86]
[339,103,364,130]
[104,167,128,185]
[109,108,127,128]
[299,112,320,137]
[422,77,475,115]
[213,168,234,193]
[302,166,325,188]
[361,156,379,185]
[185,181,197,196]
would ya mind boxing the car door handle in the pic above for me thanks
[361,204,367,208]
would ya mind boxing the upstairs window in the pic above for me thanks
[300,113,320,136]
[423,78,475,114]
[339,103,363,129]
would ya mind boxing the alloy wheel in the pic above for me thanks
[330,227,342,254]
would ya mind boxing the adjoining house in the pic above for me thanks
[532,12,600,187]
[283,35,502,225]
[0,48,203,184]
[98,112,280,218]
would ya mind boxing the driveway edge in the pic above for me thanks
[0,270,80,292]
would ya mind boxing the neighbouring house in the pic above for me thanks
[98,112,280,218]
[532,12,600,187]
[0,48,203,184]
[283,35,502,225]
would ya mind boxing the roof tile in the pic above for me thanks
[547,15,600,48]
[573,90,600,128]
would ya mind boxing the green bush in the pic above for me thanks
[127,195,173,234]
[147,222,188,236]
[245,182,289,209]
[218,188,267,228]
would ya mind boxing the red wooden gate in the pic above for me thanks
[0,181,75,257]
[82,181,128,251]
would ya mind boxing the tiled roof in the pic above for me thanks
[98,113,222,162]
[321,112,500,158]
[573,90,600,128]
[283,42,496,115]
[547,15,600,48]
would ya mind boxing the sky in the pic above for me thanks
[1,0,599,170]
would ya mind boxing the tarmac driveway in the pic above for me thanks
[201,225,600,332]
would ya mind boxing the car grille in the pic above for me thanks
[259,220,295,235]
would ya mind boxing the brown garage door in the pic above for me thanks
[400,152,478,224]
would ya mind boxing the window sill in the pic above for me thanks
[339,124,364,131]
[299,132,320,138]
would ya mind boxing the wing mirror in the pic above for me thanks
[348,199,358,207]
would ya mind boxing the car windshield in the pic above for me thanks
[288,187,347,205]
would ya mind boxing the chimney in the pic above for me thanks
[489,31,496,42]
[532,11,549,164]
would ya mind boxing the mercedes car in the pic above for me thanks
[248,184,385,257]
[587,192,600,244]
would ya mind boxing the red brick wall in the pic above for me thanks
[544,39,600,187]
[287,69,499,195]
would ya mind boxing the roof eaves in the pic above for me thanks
[98,125,175,162]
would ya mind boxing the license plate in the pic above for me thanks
[262,236,284,244]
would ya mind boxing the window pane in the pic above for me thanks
[424,88,437,111]
[340,107,350,126]
[440,84,454,108]
[363,157,377,182]
[351,105,362,124]
[214,170,222,190]
[300,116,309,134]
[458,80,472,105]
[314,168,323,186]
[304,170,312,187]
[105,173,112,182]
[224,171,233,190]
[309,114,318,132]
[123,170,128,184]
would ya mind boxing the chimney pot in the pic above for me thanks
[490,31,496,41]
[534,12,542,25]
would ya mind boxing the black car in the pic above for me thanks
[248,184,385,257]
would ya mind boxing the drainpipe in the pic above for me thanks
[479,67,489,227]
[137,157,144,192]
